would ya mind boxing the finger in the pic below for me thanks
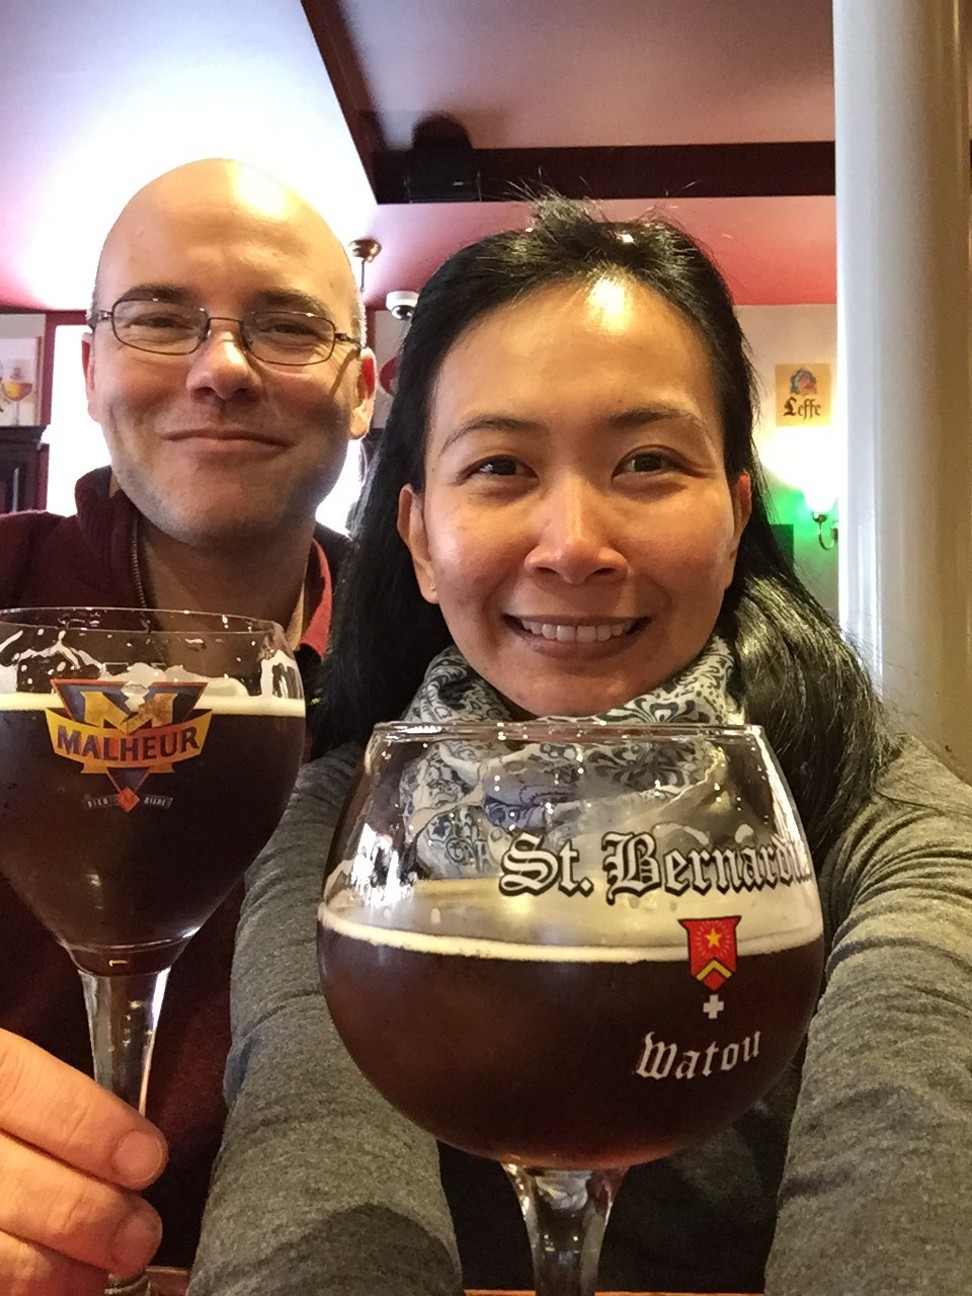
[0,1030,167,1188]
[0,1130,162,1274]
[0,1229,106,1296]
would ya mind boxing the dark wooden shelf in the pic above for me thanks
[0,425,48,513]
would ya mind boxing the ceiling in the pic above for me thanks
[0,0,927,316]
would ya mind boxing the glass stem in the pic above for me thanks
[80,970,170,1296]
[503,1165,626,1296]
[80,970,170,1113]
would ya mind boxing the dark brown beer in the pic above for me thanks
[0,694,304,974]
[319,886,823,1169]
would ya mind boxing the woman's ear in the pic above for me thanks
[397,485,438,602]
[721,471,752,591]
[730,471,752,552]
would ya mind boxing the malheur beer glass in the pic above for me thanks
[318,721,823,1296]
[0,607,306,1296]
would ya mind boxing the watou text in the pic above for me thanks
[634,1028,762,1081]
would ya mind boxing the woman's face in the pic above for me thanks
[398,277,751,717]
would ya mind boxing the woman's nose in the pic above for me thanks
[524,478,627,583]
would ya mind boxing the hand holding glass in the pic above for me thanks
[0,608,305,1296]
[319,722,823,1296]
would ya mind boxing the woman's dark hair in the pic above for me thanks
[313,197,893,863]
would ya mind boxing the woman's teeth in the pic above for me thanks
[518,619,636,643]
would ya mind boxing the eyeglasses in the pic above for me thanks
[87,298,361,367]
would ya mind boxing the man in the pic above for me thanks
[0,158,375,1294]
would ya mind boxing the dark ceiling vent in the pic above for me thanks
[406,114,481,203]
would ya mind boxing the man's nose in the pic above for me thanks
[524,477,627,584]
[185,319,258,400]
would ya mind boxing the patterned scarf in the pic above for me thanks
[394,637,745,877]
[402,635,742,729]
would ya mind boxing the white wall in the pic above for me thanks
[737,304,839,617]
[44,325,104,514]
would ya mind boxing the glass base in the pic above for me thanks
[105,1273,158,1296]
[145,1268,189,1296]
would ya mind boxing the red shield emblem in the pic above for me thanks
[679,916,741,990]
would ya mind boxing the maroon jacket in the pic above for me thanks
[0,467,347,1265]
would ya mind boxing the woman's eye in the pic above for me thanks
[620,450,676,474]
[472,456,522,477]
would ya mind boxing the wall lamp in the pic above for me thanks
[802,487,839,551]
[811,511,838,550]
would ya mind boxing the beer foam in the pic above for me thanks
[201,694,305,717]
[0,692,304,717]
[321,876,822,962]
[0,692,61,709]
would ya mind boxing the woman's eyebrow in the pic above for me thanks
[606,404,710,433]
[441,405,710,454]
[440,415,543,454]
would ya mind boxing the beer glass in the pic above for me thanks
[319,721,823,1296]
[0,607,306,1296]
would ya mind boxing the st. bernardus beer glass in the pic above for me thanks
[0,608,306,1296]
[319,721,823,1296]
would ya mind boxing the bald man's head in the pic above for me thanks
[82,157,374,552]
[92,159,362,335]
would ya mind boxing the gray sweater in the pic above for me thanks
[189,736,972,1295]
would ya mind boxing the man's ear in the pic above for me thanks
[349,348,377,442]
[81,331,98,419]
[397,485,438,603]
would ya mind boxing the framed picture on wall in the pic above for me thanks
[774,363,832,426]
[0,334,42,427]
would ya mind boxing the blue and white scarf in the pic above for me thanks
[393,637,744,878]
[402,635,741,730]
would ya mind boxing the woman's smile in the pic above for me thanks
[507,615,646,645]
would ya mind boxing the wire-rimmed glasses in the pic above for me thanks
[87,298,361,366]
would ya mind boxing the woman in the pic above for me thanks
[189,200,972,1296]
